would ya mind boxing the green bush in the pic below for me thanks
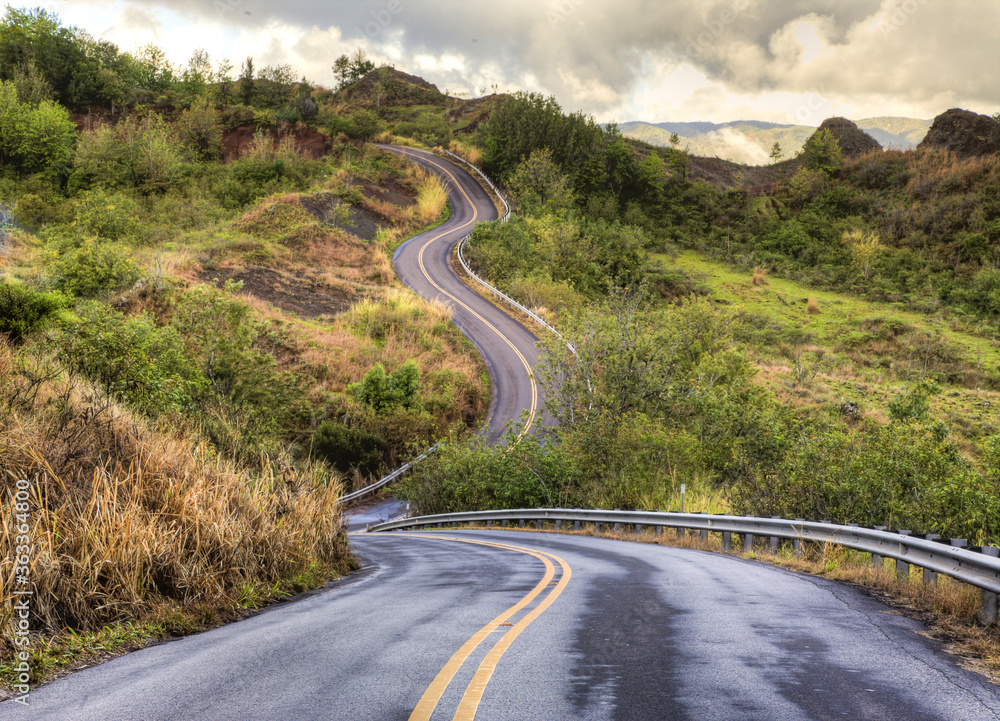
[170,282,308,464]
[72,188,143,242]
[313,421,385,477]
[350,361,421,415]
[398,432,563,514]
[0,282,65,343]
[46,236,141,298]
[0,80,76,175]
[177,97,223,161]
[73,113,184,194]
[58,301,198,415]
[887,378,941,423]
[730,421,999,544]
[394,112,451,147]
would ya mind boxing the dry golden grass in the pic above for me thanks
[0,343,355,672]
[806,296,820,314]
[751,265,767,286]
[447,140,483,167]
[414,180,448,225]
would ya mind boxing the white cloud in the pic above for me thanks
[47,0,1000,123]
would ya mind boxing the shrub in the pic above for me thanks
[169,282,308,463]
[73,113,184,194]
[0,282,65,344]
[57,301,198,415]
[398,432,561,514]
[0,80,76,175]
[46,236,141,298]
[313,421,385,477]
[72,188,143,242]
[395,112,452,147]
[177,97,223,161]
[349,360,422,414]
[887,378,941,423]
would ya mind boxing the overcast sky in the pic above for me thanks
[42,0,1000,124]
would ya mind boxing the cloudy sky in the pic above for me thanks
[42,0,1000,124]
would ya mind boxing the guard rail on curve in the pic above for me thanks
[339,445,439,504]
[368,508,1000,599]
[440,149,510,223]
[437,151,576,355]
[342,149,511,505]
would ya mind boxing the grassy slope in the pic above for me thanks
[657,250,1000,445]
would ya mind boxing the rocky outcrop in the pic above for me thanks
[812,117,882,158]
[917,108,1000,157]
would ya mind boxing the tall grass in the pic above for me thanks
[414,180,448,225]
[0,342,355,657]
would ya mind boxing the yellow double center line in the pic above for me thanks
[402,534,572,721]
[392,147,538,438]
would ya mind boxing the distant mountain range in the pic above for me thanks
[619,117,932,165]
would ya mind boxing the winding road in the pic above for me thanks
[380,145,545,440]
[4,148,999,720]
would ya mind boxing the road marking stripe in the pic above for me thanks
[399,534,571,721]
[453,547,571,720]
[390,148,538,438]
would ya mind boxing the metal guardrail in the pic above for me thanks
[441,149,510,223]
[437,150,577,355]
[369,508,1000,603]
[340,444,439,504]
[342,148,575,504]
[342,149,516,506]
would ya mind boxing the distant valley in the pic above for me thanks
[619,117,932,164]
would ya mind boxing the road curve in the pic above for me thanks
[6,528,997,720]
[378,145,545,440]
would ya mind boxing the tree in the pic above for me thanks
[332,47,376,91]
[480,91,607,185]
[0,79,75,174]
[508,148,576,215]
[351,108,382,141]
[134,43,174,93]
[843,228,882,282]
[238,56,255,105]
[181,48,211,97]
[798,129,842,175]
[73,113,183,193]
[213,58,235,104]
[178,96,222,160]
[255,63,295,108]
[769,141,783,163]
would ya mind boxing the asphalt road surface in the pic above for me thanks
[5,522,998,720]
[379,145,546,440]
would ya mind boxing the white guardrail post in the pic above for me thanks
[367,509,1000,616]
[439,150,578,357]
